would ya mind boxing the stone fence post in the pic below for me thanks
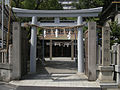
[112,44,117,65]
[115,44,120,87]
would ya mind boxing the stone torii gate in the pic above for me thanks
[12,7,102,74]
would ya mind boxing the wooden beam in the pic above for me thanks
[112,1,120,4]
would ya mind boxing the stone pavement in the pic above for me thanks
[9,58,101,89]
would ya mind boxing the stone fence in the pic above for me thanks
[97,44,120,86]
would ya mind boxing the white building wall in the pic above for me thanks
[58,0,79,9]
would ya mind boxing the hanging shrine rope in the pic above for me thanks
[24,23,86,30]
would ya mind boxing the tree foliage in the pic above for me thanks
[12,0,63,10]
[12,0,63,22]
[11,0,63,38]
[109,21,120,45]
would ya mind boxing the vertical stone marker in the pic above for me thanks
[12,22,21,80]
[88,22,96,81]
[102,27,110,66]
[98,26,114,83]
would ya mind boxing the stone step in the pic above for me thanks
[16,86,101,90]
[10,73,100,89]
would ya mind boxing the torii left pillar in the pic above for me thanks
[30,16,37,73]
[77,16,84,73]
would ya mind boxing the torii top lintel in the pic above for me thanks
[12,7,102,18]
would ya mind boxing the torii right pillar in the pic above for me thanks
[98,26,114,83]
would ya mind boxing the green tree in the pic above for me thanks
[109,21,120,45]
[21,0,36,9]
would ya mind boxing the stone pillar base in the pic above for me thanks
[98,66,114,83]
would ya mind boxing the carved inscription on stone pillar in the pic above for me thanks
[88,22,96,81]
[102,27,110,66]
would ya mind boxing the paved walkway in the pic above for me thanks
[9,58,100,88]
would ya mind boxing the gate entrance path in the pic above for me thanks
[37,58,77,74]
[10,58,100,90]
